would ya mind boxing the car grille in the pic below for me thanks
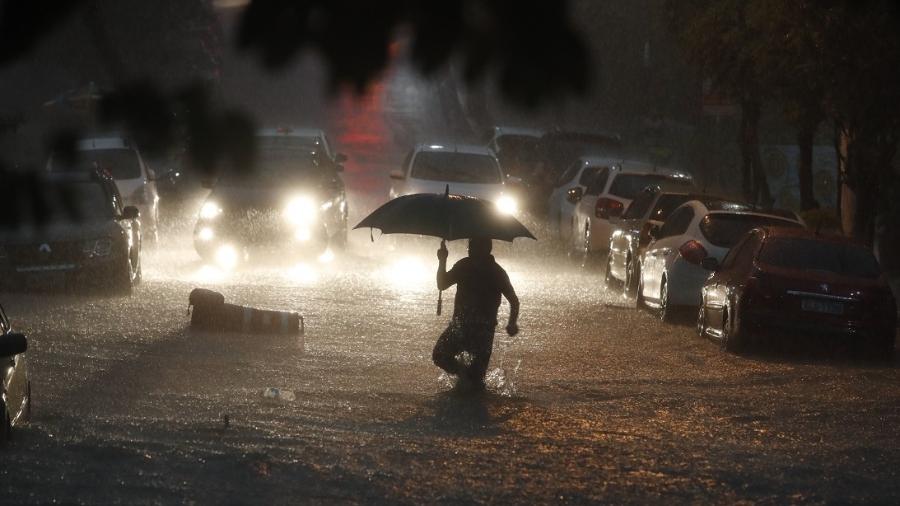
[8,240,83,266]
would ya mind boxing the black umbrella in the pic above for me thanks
[354,186,536,314]
[355,187,536,242]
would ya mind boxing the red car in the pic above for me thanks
[698,226,897,356]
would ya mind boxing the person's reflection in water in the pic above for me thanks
[433,238,519,392]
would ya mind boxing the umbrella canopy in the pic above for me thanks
[355,190,536,242]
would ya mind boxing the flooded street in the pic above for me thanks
[1,233,899,504]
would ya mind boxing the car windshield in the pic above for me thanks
[218,150,325,187]
[649,194,693,221]
[38,181,113,223]
[58,148,142,180]
[700,214,801,248]
[758,237,882,279]
[411,152,502,184]
[258,135,323,153]
[608,174,693,199]
[541,134,623,171]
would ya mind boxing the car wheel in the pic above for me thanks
[604,255,615,288]
[24,380,31,421]
[721,306,745,353]
[332,218,349,250]
[658,277,674,322]
[696,305,708,338]
[0,402,9,445]
[624,255,638,297]
[636,276,647,310]
[133,253,142,286]
[580,226,595,270]
[112,256,134,295]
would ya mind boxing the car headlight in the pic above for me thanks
[199,201,222,220]
[284,196,317,225]
[495,195,518,216]
[83,238,112,258]
[197,227,215,242]
[215,244,239,270]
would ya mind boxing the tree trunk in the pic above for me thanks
[739,97,771,206]
[836,122,895,246]
[739,98,758,202]
[796,124,816,210]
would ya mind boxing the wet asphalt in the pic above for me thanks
[1,229,899,505]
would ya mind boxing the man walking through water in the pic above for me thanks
[433,237,519,391]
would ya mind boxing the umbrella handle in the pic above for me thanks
[437,290,442,316]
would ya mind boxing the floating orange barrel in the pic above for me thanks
[189,288,304,335]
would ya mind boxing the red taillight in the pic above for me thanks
[679,240,708,265]
[595,198,624,219]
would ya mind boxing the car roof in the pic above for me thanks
[77,137,131,150]
[611,160,692,179]
[257,127,325,138]
[415,143,496,156]
[688,198,800,221]
[579,155,624,167]
[759,226,862,245]
[493,126,544,138]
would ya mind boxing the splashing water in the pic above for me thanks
[485,359,521,397]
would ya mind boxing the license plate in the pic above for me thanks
[801,298,844,315]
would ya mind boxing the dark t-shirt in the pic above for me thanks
[445,255,511,325]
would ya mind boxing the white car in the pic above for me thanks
[547,156,622,243]
[638,199,804,321]
[389,144,518,215]
[570,161,693,265]
[48,136,160,243]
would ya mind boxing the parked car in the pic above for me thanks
[547,156,622,243]
[193,128,349,267]
[390,143,519,215]
[698,226,897,356]
[638,199,803,321]
[570,162,694,266]
[486,127,544,212]
[48,136,160,243]
[606,187,715,295]
[0,171,143,294]
[0,304,29,443]
[485,125,543,179]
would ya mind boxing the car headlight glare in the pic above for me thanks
[198,227,215,241]
[284,196,317,225]
[496,195,518,216]
[215,244,239,270]
[199,201,222,220]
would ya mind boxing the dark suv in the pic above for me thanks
[0,171,142,294]
[193,129,348,266]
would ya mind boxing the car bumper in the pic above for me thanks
[743,307,895,342]
[193,221,329,259]
[0,254,126,289]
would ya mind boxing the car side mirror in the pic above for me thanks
[506,175,523,185]
[334,153,348,164]
[566,187,583,204]
[0,332,27,357]
[122,206,140,220]
[647,224,660,240]
[389,169,406,180]
[146,168,157,181]
[701,257,719,271]
[607,206,623,219]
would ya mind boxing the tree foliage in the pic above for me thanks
[0,0,589,226]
